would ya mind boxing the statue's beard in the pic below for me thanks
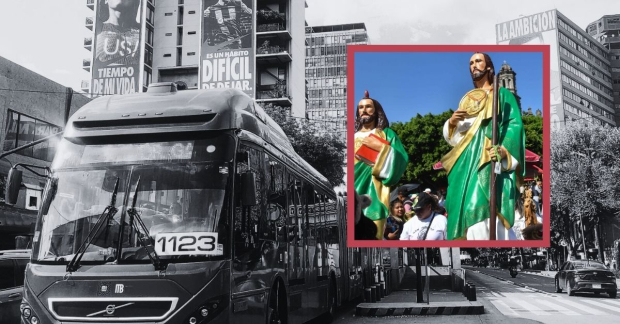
[359,114,375,126]
[471,69,488,82]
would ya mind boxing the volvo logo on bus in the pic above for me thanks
[105,305,116,315]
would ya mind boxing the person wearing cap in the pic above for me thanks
[400,192,447,240]
[354,90,408,240]
[424,188,431,194]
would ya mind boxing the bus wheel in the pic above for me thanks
[326,279,337,322]
[268,282,285,324]
[267,306,281,324]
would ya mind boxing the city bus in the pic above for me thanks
[12,83,373,324]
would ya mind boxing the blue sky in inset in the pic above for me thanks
[353,51,543,123]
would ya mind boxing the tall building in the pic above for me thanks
[497,10,617,128]
[305,23,369,141]
[83,0,308,117]
[587,14,620,125]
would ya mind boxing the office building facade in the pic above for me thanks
[83,0,307,117]
[497,10,617,128]
[305,23,368,141]
[587,14,620,125]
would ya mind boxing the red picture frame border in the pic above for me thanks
[346,45,551,248]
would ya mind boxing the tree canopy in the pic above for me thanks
[264,105,346,187]
[550,120,620,261]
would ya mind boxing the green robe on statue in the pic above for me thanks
[441,87,525,240]
[354,128,408,239]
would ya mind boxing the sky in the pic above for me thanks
[0,0,615,91]
[353,51,543,122]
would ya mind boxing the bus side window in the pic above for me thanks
[263,153,287,242]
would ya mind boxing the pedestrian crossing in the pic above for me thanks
[488,293,620,317]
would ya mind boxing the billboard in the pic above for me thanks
[91,0,145,96]
[200,0,255,97]
[497,10,564,130]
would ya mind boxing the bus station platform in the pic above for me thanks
[355,289,484,316]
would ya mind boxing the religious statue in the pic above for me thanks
[440,53,525,240]
[354,91,408,239]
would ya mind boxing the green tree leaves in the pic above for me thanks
[264,105,346,187]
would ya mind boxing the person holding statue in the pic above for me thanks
[440,53,525,240]
[354,91,408,240]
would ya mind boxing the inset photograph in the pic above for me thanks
[348,45,550,248]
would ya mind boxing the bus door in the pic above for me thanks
[286,174,306,317]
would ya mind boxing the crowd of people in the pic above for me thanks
[379,178,542,241]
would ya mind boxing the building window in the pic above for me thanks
[165,12,173,16]
[3,110,61,162]
[187,52,195,56]
[188,31,196,35]
[188,10,195,14]
[164,53,172,57]
[166,33,172,36]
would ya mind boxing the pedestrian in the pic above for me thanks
[384,199,405,240]
[402,198,414,222]
[400,192,447,240]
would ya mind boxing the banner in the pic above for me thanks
[200,0,255,97]
[91,0,145,96]
[497,10,564,130]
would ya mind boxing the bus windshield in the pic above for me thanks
[33,135,234,264]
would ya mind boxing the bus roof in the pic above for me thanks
[66,84,332,190]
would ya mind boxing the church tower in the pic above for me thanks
[498,61,522,110]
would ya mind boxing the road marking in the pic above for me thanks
[554,298,607,315]
[491,299,520,317]
[581,299,620,313]
[599,299,620,307]
[535,299,580,315]
[512,300,551,316]
[491,291,502,298]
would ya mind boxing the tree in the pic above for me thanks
[390,110,454,189]
[263,105,346,187]
[522,114,543,156]
[550,120,620,262]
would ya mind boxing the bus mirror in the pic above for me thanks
[241,173,257,206]
[40,177,58,216]
[5,168,23,205]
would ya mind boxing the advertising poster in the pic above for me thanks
[496,10,564,130]
[200,0,255,97]
[91,0,145,96]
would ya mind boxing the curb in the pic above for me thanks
[472,270,556,297]
[356,301,484,316]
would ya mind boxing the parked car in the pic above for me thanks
[555,260,617,298]
[0,250,30,324]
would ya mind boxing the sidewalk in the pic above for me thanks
[355,289,484,316]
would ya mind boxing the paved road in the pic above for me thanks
[467,267,620,324]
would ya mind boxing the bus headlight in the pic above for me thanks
[31,316,40,324]
[22,306,32,318]
[201,308,209,317]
